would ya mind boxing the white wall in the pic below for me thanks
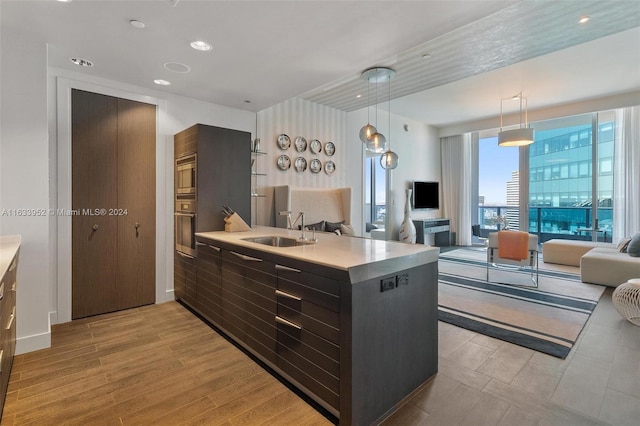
[347,107,441,240]
[255,98,357,230]
[0,28,52,353]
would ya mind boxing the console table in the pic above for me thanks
[413,219,451,246]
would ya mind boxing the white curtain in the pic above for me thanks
[441,133,476,246]
[613,106,640,241]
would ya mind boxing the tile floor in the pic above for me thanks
[382,288,640,426]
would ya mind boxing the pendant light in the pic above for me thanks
[380,69,398,170]
[359,77,377,144]
[498,92,534,147]
[361,67,394,154]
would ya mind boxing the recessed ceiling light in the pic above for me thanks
[130,20,145,29]
[190,40,212,51]
[154,79,171,86]
[69,58,93,67]
[578,15,591,24]
[356,94,362,98]
[163,62,191,73]
[57,0,72,3]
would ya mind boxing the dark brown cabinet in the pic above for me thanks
[173,124,250,311]
[188,236,439,426]
[0,242,19,417]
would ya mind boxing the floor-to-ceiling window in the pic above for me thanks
[475,111,616,244]
[364,154,385,233]
[528,112,615,243]
[477,136,519,239]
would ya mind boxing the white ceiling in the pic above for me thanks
[2,0,639,128]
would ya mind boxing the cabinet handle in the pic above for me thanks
[275,289,302,301]
[275,264,301,273]
[230,251,263,262]
[0,283,3,300]
[196,242,220,251]
[275,315,302,330]
[177,251,194,259]
[6,307,15,330]
[0,350,3,374]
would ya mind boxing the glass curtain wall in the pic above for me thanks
[528,112,615,243]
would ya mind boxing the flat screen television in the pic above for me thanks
[412,181,439,210]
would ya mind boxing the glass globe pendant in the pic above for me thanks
[380,149,398,169]
[366,131,386,154]
[359,123,377,144]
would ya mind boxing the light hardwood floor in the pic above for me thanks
[2,288,639,425]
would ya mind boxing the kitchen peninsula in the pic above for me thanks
[183,227,439,426]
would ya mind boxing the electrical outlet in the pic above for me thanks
[396,274,409,287]
[380,277,395,292]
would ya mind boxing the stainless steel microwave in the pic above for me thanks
[175,154,196,197]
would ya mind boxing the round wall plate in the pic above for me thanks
[310,158,322,173]
[324,160,335,175]
[294,136,307,152]
[324,141,335,156]
[310,139,322,154]
[277,134,291,150]
[277,154,291,170]
[294,157,307,172]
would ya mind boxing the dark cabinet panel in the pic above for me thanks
[196,243,222,326]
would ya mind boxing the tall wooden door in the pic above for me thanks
[71,90,156,319]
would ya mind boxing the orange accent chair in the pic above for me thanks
[486,231,539,287]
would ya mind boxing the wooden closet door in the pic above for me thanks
[116,98,156,309]
[72,89,119,319]
[71,90,156,319]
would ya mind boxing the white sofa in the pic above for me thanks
[542,238,640,287]
[580,247,640,287]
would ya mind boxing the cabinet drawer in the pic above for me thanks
[276,335,339,395]
[196,241,222,260]
[276,352,339,412]
[222,250,276,278]
[276,266,339,312]
[175,252,196,306]
[276,325,339,375]
[277,304,339,345]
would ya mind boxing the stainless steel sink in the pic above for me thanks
[241,236,315,247]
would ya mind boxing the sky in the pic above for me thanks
[479,136,519,205]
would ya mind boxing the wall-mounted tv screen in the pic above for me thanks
[412,181,439,210]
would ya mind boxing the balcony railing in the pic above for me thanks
[477,205,613,244]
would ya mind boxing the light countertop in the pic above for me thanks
[0,235,21,278]
[196,226,438,283]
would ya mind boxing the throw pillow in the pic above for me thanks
[300,220,325,232]
[627,232,640,257]
[325,220,345,233]
[340,224,355,236]
[617,237,632,253]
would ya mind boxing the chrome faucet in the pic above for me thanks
[279,210,306,240]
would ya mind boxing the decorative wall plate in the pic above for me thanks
[294,136,307,152]
[324,160,335,175]
[310,158,322,173]
[310,139,322,154]
[277,155,291,170]
[324,141,335,156]
[277,134,291,150]
[294,157,307,172]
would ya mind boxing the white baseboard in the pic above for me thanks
[16,330,51,355]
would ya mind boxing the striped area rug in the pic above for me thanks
[438,248,605,358]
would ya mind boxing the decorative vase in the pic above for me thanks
[399,188,417,244]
